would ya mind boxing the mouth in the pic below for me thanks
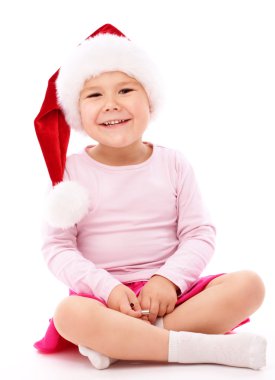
[100,119,131,129]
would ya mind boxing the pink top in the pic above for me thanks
[41,142,216,303]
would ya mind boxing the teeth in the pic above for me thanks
[103,119,125,126]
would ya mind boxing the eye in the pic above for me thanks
[86,92,102,98]
[119,88,134,94]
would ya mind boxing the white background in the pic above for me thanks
[0,0,274,378]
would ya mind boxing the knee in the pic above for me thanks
[232,270,265,310]
[53,296,102,337]
[53,296,78,336]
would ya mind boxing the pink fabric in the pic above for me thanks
[41,142,216,303]
[34,274,250,353]
[35,143,249,354]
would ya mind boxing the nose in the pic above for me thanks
[104,105,119,112]
[104,97,120,112]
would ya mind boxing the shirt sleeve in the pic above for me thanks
[152,151,216,296]
[40,158,122,303]
[41,222,122,303]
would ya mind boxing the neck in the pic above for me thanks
[88,141,152,166]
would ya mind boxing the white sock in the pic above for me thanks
[79,345,118,370]
[168,330,267,370]
[78,317,164,370]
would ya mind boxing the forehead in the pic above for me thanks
[83,71,140,89]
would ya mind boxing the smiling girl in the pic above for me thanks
[79,71,152,166]
[34,24,266,371]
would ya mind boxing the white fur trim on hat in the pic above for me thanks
[44,181,90,229]
[56,33,163,131]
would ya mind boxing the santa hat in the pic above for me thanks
[34,24,162,229]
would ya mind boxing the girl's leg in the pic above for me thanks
[163,270,265,333]
[53,294,266,369]
[53,296,169,361]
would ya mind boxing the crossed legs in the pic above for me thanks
[53,270,265,361]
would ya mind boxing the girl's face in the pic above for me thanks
[79,71,151,148]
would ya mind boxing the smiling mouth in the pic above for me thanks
[100,119,131,128]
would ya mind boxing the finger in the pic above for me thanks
[148,300,159,324]
[126,295,143,318]
[121,307,140,318]
[141,314,150,322]
[137,292,151,322]
[129,300,141,313]
[139,294,150,312]
[158,302,168,317]
[119,294,138,317]
[129,302,142,318]
[166,302,176,315]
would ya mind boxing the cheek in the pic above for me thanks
[131,98,150,118]
[138,102,151,124]
[79,103,96,125]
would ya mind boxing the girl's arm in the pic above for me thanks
[41,221,121,303]
[153,152,216,296]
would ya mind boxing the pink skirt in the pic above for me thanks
[34,274,249,353]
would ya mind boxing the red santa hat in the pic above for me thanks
[34,24,162,229]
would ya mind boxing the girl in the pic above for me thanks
[34,24,266,370]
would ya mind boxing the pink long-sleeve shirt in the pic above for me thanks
[41,142,216,303]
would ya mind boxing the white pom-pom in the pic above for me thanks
[44,181,90,229]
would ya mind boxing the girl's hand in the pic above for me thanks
[137,275,178,324]
[107,284,150,323]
